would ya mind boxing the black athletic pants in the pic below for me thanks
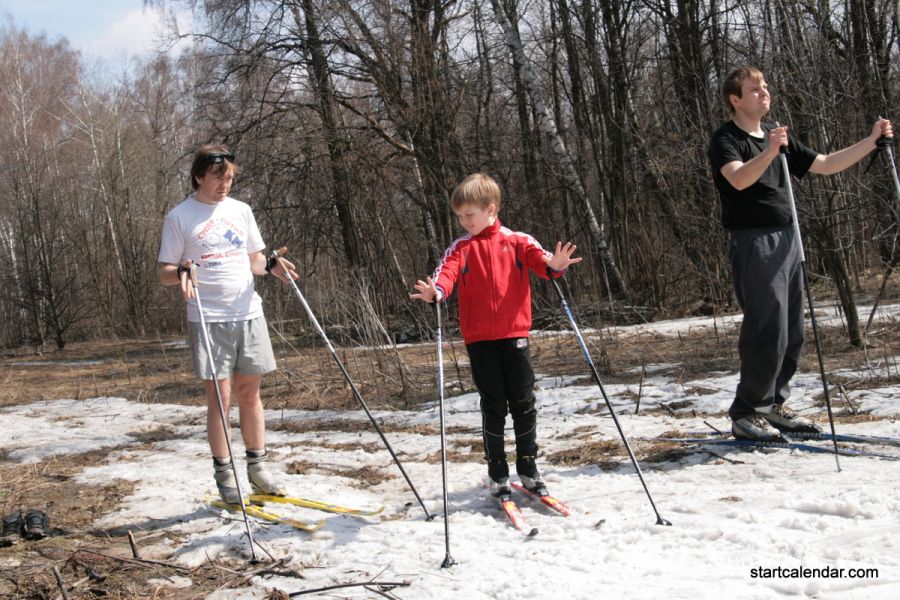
[728,226,804,420]
[466,338,538,474]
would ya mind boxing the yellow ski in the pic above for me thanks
[210,500,325,532]
[249,494,384,517]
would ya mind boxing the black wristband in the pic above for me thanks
[176,264,189,278]
[265,256,277,273]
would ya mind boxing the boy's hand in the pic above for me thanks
[546,242,582,271]
[410,277,440,303]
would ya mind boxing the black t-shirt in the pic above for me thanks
[709,121,819,230]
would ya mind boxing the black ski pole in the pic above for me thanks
[546,268,671,526]
[434,300,457,568]
[271,250,434,520]
[775,122,841,472]
[190,264,260,563]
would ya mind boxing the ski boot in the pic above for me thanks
[489,477,512,498]
[247,448,287,496]
[516,456,548,495]
[213,457,242,505]
[763,404,822,434]
[0,511,23,547]
[732,414,783,441]
[23,509,48,540]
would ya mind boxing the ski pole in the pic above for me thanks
[546,268,671,526]
[434,300,456,568]
[189,264,260,563]
[775,122,841,472]
[270,249,434,520]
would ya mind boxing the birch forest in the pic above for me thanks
[1,0,897,351]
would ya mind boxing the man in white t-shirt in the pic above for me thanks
[158,144,298,504]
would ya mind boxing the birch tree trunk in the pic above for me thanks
[489,0,628,300]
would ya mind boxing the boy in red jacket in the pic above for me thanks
[411,173,581,496]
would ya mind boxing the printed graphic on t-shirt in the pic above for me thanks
[197,217,248,264]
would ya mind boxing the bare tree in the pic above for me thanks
[489,0,629,300]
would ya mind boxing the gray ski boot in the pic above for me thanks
[213,457,242,505]
[246,449,286,496]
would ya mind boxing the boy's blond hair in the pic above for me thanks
[721,66,764,115]
[450,173,502,211]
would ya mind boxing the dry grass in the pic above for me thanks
[286,459,395,488]
[547,439,625,467]
[271,418,440,436]
[0,279,897,597]
[420,449,483,464]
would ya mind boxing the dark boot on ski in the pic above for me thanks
[487,457,511,498]
[0,511,23,547]
[516,456,548,496]
[732,414,784,441]
[489,477,512,498]
[763,404,822,434]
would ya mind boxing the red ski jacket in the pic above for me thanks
[432,220,563,344]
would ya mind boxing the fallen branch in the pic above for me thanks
[212,558,293,591]
[837,383,859,415]
[77,548,195,574]
[51,565,69,600]
[288,580,411,597]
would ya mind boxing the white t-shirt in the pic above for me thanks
[158,194,266,322]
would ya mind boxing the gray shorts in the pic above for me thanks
[188,316,277,380]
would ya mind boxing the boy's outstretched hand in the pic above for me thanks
[410,277,440,303]
[546,242,582,271]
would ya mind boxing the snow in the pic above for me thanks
[1,311,899,598]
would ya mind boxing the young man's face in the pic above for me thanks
[731,77,770,119]
[453,202,497,236]
[195,164,235,204]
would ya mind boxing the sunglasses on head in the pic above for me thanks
[205,152,235,164]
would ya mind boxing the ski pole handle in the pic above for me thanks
[876,115,894,147]
[774,121,788,154]
[268,246,300,282]
[189,262,199,288]
[267,246,287,271]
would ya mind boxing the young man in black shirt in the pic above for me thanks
[709,67,892,440]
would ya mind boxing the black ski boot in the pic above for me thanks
[23,509,48,540]
[0,511,23,546]
[487,457,510,497]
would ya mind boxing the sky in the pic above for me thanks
[0,0,191,64]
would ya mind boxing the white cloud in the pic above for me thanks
[85,6,192,61]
